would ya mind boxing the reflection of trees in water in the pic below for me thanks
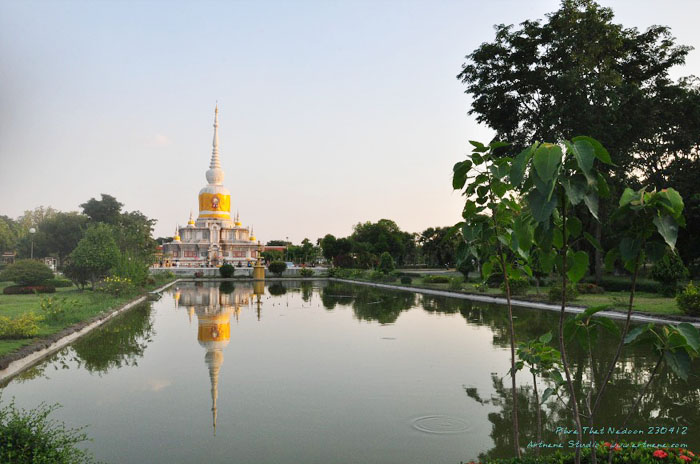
[70,302,155,375]
[268,283,287,296]
[319,282,415,323]
[301,281,313,302]
[320,282,700,455]
[219,281,235,294]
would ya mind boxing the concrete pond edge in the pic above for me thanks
[0,279,181,383]
[330,278,700,328]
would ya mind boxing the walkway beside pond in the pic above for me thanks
[331,278,700,328]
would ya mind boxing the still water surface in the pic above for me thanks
[2,281,699,463]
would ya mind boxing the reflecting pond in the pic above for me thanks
[2,281,699,463]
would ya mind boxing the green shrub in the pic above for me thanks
[219,263,235,278]
[577,282,605,294]
[581,275,659,293]
[423,275,450,284]
[0,399,99,464]
[651,252,689,296]
[299,268,313,277]
[112,252,149,287]
[378,252,395,274]
[677,281,700,316]
[164,271,175,279]
[39,296,79,321]
[96,276,135,297]
[400,276,412,285]
[548,282,579,302]
[3,285,56,295]
[486,272,504,288]
[369,270,384,281]
[500,277,529,296]
[448,277,463,290]
[327,268,338,277]
[268,261,287,276]
[0,313,43,338]
[44,278,73,288]
[0,260,53,285]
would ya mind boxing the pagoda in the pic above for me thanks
[163,105,260,267]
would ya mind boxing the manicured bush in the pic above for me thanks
[400,276,412,285]
[581,276,659,293]
[448,277,463,290]
[378,252,395,274]
[219,263,235,278]
[369,270,384,281]
[299,268,313,277]
[423,275,450,284]
[3,285,56,295]
[0,260,53,286]
[0,313,43,338]
[677,281,700,316]
[651,252,689,296]
[193,271,204,278]
[548,282,579,302]
[268,261,287,276]
[44,278,73,288]
[96,276,135,297]
[500,277,530,296]
[0,399,100,463]
[577,282,605,294]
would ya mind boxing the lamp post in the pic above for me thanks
[29,227,36,259]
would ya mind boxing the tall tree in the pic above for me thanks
[81,194,123,224]
[36,212,88,265]
[458,0,700,279]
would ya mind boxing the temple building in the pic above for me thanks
[163,105,260,267]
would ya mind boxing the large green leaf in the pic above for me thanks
[513,216,533,251]
[604,248,619,272]
[452,160,472,189]
[572,136,613,165]
[567,216,582,239]
[624,323,653,344]
[510,145,533,186]
[481,260,494,281]
[596,173,610,199]
[583,232,602,251]
[533,144,562,183]
[539,332,553,344]
[664,349,691,381]
[583,191,599,220]
[469,140,488,152]
[619,188,638,207]
[540,387,555,404]
[676,323,700,353]
[562,175,587,205]
[492,180,507,198]
[566,250,588,283]
[538,250,556,273]
[490,161,510,180]
[552,228,563,249]
[653,215,679,250]
[572,139,595,175]
[528,189,558,223]
[594,317,620,336]
[655,188,684,217]
[619,237,642,263]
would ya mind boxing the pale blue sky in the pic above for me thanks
[1,0,698,242]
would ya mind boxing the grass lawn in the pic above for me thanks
[0,276,175,358]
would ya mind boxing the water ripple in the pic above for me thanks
[411,415,470,434]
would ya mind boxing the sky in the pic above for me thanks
[1,0,699,243]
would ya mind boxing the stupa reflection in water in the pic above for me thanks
[173,282,265,433]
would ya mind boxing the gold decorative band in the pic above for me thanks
[199,193,231,214]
